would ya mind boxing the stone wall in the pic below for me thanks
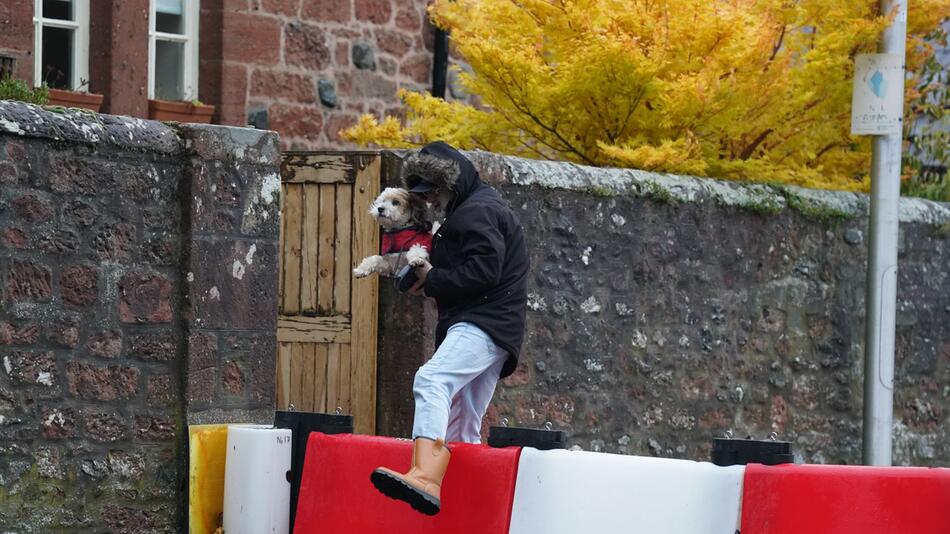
[376,151,950,467]
[0,101,280,533]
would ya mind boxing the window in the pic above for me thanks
[33,0,90,90]
[149,0,200,101]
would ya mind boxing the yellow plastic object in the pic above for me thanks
[188,424,230,534]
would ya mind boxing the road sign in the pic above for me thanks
[851,53,904,136]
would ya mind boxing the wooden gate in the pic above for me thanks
[276,153,380,434]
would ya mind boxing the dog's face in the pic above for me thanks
[369,187,413,230]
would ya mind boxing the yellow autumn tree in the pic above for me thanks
[343,0,950,191]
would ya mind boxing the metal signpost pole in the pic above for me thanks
[862,0,907,466]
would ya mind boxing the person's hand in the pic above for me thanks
[409,261,432,296]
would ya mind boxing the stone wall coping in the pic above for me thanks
[0,101,280,165]
[359,148,949,225]
[460,150,950,226]
[0,100,181,154]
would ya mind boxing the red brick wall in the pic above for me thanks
[201,0,440,149]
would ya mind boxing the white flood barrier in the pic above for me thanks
[509,448,745,534]
[223,425,292,534]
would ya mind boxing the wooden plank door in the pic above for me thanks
[276,153,380,434]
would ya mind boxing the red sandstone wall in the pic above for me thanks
[0,1,34,81]
[2,0,463,150]
[202,0,444,149]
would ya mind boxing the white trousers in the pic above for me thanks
[411,322,508,444]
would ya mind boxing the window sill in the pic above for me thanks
[148,98,215,124]
[46,88,104,112]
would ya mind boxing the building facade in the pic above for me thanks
[0,0,453,149]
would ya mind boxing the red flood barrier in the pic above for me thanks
[740,463,950,534]
[294,433,521,534]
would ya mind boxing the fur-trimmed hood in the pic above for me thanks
[401,141,481,212]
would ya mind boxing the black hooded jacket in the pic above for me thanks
[402,142,528,378]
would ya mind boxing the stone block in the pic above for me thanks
[41,407,78,439]
[188,239,278,330]
[3,350,56,386]
[355,0,392,23]
[140,234,178,266]
[134,415,174,441]
[217,63,251,127]
[284,21,332,71]
[352,41,377,70]
[302,0,351,22]
[222,360,245,395]
[36,227,81,255]
[258,0,297,15]
[0,321,39,345]
[0,160,17,184]
[146,373,175,407]
[118,273,173,324]
[87,330,123,359]
[5,260,52,301]
[336,70,397,99]
[399,53,432,84]
[48,157,117,195]
[11,193,53,223]
[325,113,359,145]
[335,41,350,66]
[62,199,98,228]
[2,227,27,248]
[222,11,281,65]
[60,264,99,306]
[102,505,155,534]
[188,367,216,404]
[318,78,338,108]
[395,5,422,32]
[91,222,136,263]
[188,332,219,370]
[128,331,178,362]
[108,451,146,479]
[376,29,414,58]
[247,106,269,130]
[84,410,128,442]
[244,340,277,405]
[177,123,280,165]
[251,69,317,104]
[48,317,80,348]
[66,362,140,401]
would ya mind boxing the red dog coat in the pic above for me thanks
[380,226,433,255]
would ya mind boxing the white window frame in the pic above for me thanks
[33,0,90,90]
[148,0,200,101]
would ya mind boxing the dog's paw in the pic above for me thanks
[353,256,380,278]
[405,244,429,267]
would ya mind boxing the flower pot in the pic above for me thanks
[148,99,215,123]
[46,88,104,112]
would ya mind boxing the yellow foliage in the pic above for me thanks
[343,0,950,192]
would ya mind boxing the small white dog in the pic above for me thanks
[353,187,433,278]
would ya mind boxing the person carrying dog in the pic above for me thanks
[370,141,529,515]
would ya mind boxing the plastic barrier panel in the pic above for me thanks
[188,424,229,534]
[294,433,521,534]
[509,448,745,534]
[223,425,292,534]
[740,463,950,534]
